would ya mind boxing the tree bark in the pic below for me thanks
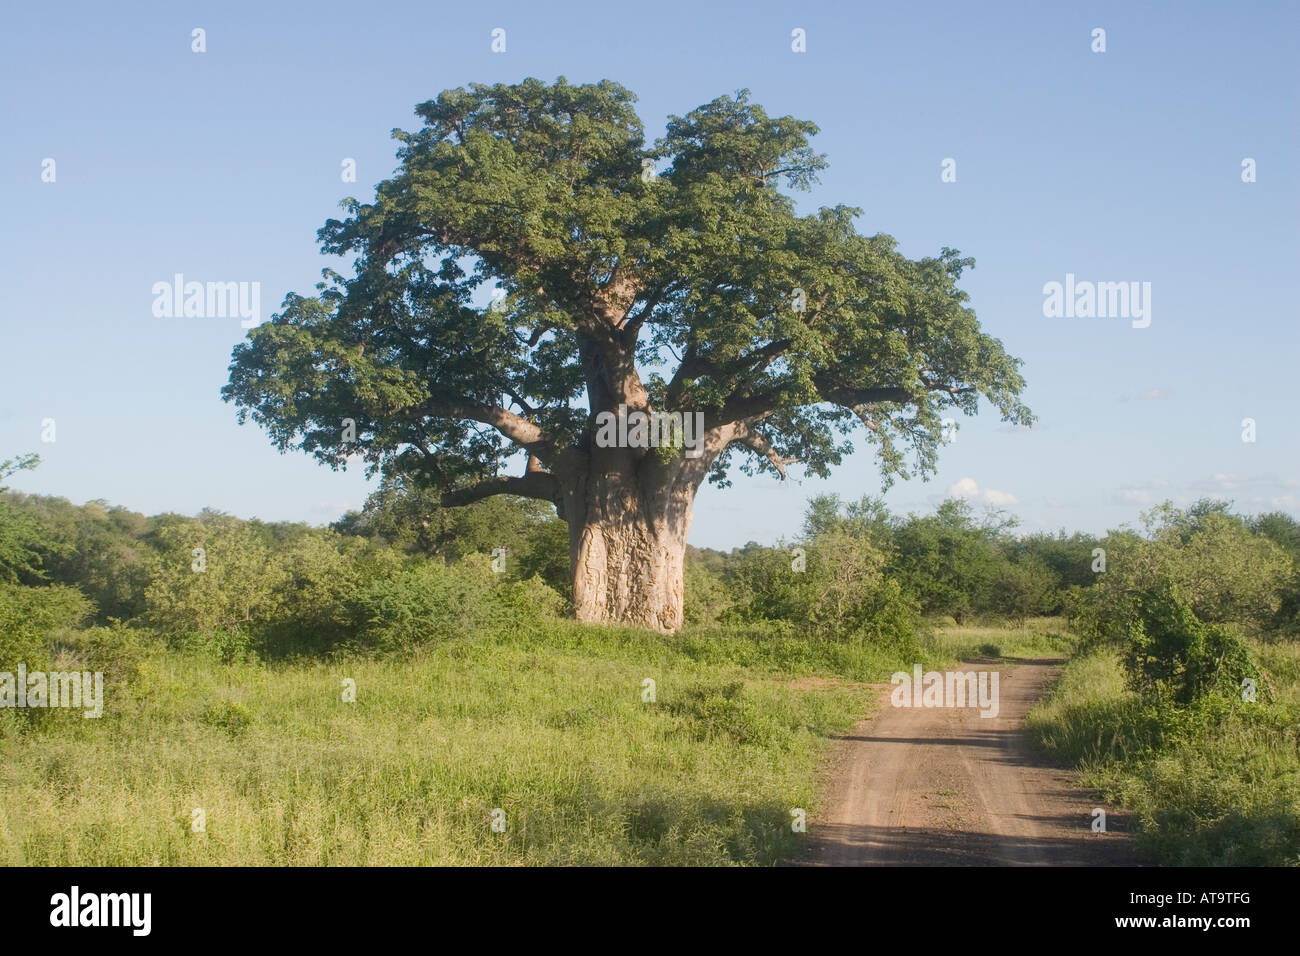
[556,422,736,633]
[564,467,693,633]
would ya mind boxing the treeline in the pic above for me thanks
[1023,501,1300,865]
[690,496,1099,631]
[691,494,1300,671]
[0,477,567,662]
[3,452,1300,670]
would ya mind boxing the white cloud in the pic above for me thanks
[1210,473,1246,490]
[948,477,979,499]
[1112,479,1175,508]
[1113,476,1300,516]
[947,477,1019,507]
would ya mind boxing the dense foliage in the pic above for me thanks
[6,459,1298,679]
[5,451,1300,865]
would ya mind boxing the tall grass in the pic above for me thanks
[2,617,959,866]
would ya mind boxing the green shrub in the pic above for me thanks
[886,499,1011,622]
[144,514,285,640]
[255,532,403,657]
[1078,503,1293,639]
[0,582,94,668]
[347,557,563,652]
[198,699,253,736]
[990,556,1059,622]
[170,625,255,664]
[1122,583,1260,705]
[723,530,919,645]
[513,519,571,600]
[683,559,732,626]
[668,680,787,747]
[49,622,155,694]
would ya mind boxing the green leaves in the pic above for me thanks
[0,454,50,584]
[0,581,94,670]
[1123,582,1261,706]
[0,453,40,488]
[225,77,1032,502]
[1076,501,1294,640]
[658,89,827,193]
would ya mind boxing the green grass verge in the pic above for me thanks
[927,616,1076,661]
[1026,642,1300,866]
[2,616,997,866]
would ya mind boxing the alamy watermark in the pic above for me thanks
[152,274,262,328]
[0,665,103,718]
[890,665,1000,718]
[594,404,705,459]
[50,886,150,936]
[1042,273,1151,328]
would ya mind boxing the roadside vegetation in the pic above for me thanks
[3,453,1298,864]
[1027,502,1300,865]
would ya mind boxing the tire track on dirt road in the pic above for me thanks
[803,658,1139,866]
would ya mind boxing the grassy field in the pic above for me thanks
[1,617,1027,866]
[927,616,1076,661]
[1026,639,1300,866]
[24,609,1292,866]
[17,602,1292,866]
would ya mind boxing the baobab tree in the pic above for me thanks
[223,77,1032,633]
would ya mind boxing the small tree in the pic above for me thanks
[1123,582,1258,705]
[144,513,286,641]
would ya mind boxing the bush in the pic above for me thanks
[169,625,256,664]
[50,622,155,693]
[347,557,563,653]
[512,518,571,600]
[1012,531,1103,595]
[0,498,53,584]
[1122,583,1260,706]
[991,556,1060,622]
[0,582,94,668]
[723,529,919,644]
[255,531,404,657]
[683,559,731,626]
[1093,504,1292,635]
[886,499,1016,622]
[144,513,285,641]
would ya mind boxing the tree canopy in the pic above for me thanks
[225,77,1031,498]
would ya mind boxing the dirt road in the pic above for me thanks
[805,658,1138,866]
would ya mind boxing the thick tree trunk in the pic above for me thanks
[564,468,693,633]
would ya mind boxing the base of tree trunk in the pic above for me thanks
[568,476,688,633]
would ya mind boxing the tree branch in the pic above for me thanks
[439,469,558,507]
[731,422,801,479]
[503,388,537,416]
[419,398,549,450]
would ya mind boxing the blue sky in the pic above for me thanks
[2,0,1297,549]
